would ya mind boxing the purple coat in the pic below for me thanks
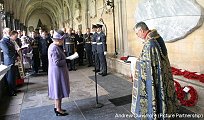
[48,43,70,99]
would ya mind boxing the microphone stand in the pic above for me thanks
[94,51,103,108]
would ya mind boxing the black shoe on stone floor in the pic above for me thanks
[9,92,17,96]
[31,73,37,77]
[98,73,107,76]
[98,72,103,75]
[101,74,107,76]
[15,90,22,93]
[93,70,100,72]
[55,111,69,116]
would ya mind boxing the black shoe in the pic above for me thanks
[15,90,22,93]
[98,72,103,75]
[69,69,73,71]
[9,92,17,96]
[98,73,107,76]
[55,111,69,116]
[31,73,37,77]
[102,74,107,76]
[88,65,92,67]
[93,70,100,72]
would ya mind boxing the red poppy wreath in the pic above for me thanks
[174,81,198,107]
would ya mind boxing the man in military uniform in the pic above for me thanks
[64,28,77,71]
[76,29,84,66]
[30,31,40,75]
[39,31,50,72]
[96,24,107,76]
[92,25,100,72]
[84,28,93,67]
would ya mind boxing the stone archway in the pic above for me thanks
[26,8,53,32]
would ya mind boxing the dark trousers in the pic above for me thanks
[85,49,93,66]
[77,46,84,65]
[32,55,40,73]
[67,52,76,70]
[40,55,48,72]
[85,44,93,66]
[68,60,76,70]
[5,64,16,94]
[98,52,107,75]
[93,52,100,71]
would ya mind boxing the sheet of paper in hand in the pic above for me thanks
[21,44,29,49]
[26,52,33,58]
[0,64,12,80]
[66,52,79,60]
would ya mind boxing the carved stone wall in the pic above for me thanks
[89,0,97,18]
[136,0,204,42]
[74,0,82,22]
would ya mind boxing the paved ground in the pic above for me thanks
[0,65,203,120]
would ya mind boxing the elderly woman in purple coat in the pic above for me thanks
[48,30,69,116]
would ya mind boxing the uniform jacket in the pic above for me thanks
[96,31,107,53]
[39,37,49,55]
[91,32,98,53]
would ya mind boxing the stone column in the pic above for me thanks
[23,25,27,31]
[10,13,14,30]
[20,23,23,31]
[0,11,5,38]
[85,0,89,28]
[116,0,128,57]
[17,19,20,30]
[5,12,10,28]
[14,19,18,30]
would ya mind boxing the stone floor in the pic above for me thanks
[0,65,203,120]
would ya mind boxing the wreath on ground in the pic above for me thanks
[174,80,198,107]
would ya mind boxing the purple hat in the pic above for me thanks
[52,30,65,40]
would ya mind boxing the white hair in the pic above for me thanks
[3,28,11,37]
[3,28,11,34]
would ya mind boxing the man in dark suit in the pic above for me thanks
[30,31,40,75]
[76,29,84,66]
[0,29,18,96]
[39,31,50,72]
